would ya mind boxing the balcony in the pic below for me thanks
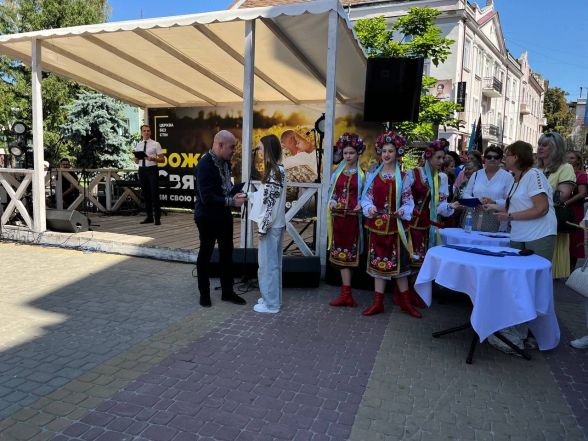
[482,77,503,97]
[519,102,531,115]
[483,124,500,140]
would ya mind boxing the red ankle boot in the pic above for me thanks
[409,287,427,309]
[329,285,357,307]
[362,292,384,316]
[398,290,422,318]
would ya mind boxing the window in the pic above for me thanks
[485,57,492,77]
[464,38,472,70]
[475,49,483,76]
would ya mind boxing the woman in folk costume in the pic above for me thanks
[360,131,420,318]
[327,133,366,307]
[407,140,457,306]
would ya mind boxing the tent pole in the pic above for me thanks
[31,38,46,233]
[240,19,255,249]
[318,9,339,273]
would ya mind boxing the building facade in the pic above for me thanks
[232,0,547,152]
[569,97,588,150]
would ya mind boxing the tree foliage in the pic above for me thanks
[0,0,110,164]
[354,9,462,142]
[62,91,134,169]
[543,87,575,137]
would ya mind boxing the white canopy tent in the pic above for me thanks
[0,0,367,268]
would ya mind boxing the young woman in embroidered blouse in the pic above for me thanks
[327,133,366,308]
[407,141,458,309]
[360,131,419,318]
[249,135,287,314]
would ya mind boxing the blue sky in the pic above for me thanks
[109,0,587,100]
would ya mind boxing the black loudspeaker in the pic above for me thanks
[208,249,321,288]
[283,256,321,288]
[46,209,89,233]
[209,248,258,279]
[364,57,424,123]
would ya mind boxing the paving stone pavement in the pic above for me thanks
[0,243,587,441]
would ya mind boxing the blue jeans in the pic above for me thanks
[258,227,284,310]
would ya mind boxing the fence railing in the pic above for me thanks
[1,168,325,258]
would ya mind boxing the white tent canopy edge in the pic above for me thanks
[0,0,368,270]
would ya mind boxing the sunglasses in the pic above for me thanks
[484,154,500,160]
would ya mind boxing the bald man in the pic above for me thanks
[194,130,247,307]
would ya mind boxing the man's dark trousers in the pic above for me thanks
[196,215,234,299]
[139,165,160,220]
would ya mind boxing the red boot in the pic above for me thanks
[362,292,384,316]
[409,286,427,309]
[398,290,422,318]
[329,285,358,307]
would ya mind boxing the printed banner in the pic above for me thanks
[149,105,382,208]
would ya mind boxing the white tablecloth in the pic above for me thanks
[440,228,511,247]
[415,245,559,350]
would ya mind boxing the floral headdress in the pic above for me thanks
[334,132,366,155]
[423,139,449,159]
[375,131,407,156]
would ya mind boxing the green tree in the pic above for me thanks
[0,0,110,164]
[543,87,575,137]
[354,9,462,142]
[62,91,134,169]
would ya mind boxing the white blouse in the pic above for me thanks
[463,168,514,206]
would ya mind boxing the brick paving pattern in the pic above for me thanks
[50,295,389,441]
[1,243,587,441]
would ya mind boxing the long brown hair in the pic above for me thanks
[261,134,282,184]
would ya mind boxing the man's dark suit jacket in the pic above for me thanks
[194,152,233,222]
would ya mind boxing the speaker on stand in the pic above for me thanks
[46,209,89,233]
[364,57,425,124]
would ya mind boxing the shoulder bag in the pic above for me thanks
[566,258,588,298]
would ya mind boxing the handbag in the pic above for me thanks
[553,190,575,233]
[566,259,588,298]
[459,207,500,232]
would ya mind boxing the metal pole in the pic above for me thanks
[240,19,255,248]
[31,38,46,232]
[317,9,339,272]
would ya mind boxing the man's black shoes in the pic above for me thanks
[140,218,154,224]
[154,218,161,226]
[221,293,247,305]
[199,295,212,308]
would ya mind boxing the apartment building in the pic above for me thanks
[231,0,547,152]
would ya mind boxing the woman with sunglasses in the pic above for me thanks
[462,146,514,207]
[326,133,366,308]
[483,141,557,354]
[537,132,576,279]
[360,131,419,318]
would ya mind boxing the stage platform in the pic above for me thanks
[0,211,315,263]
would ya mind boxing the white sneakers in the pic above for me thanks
[253,302,279,314]
[570,335,588,349]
